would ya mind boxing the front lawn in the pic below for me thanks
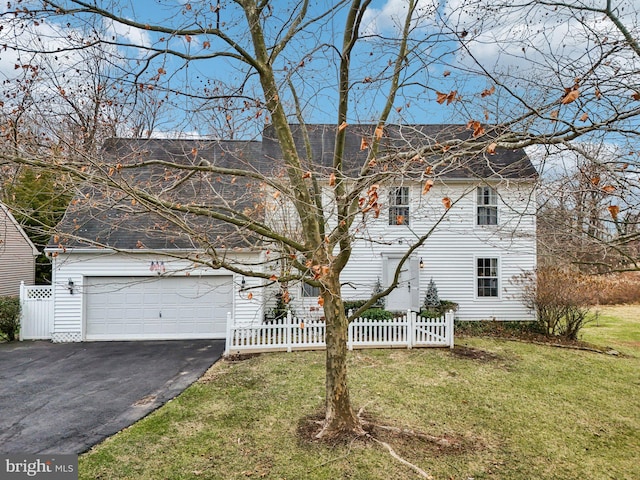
[582,305,640,356]
[80,306,640,479]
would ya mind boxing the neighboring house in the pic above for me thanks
[45,124,537,342]
[0,202,39,296]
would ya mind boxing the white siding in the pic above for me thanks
[51,251,263,340]
[273,180,536,321]
[339,180,536,320]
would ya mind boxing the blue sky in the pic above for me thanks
[1,0,639,142]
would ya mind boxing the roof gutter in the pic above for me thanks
[44,246,260,255]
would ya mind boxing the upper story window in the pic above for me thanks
[389,187,409,225]
[477,258,499,297]
[477,186,498,225]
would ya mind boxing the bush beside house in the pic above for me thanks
[420,278,458,318]
[0,296,21,341]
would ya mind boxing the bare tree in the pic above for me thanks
[536,143,640,272]
[1,0,640,442]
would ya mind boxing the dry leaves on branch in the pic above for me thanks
[466,120,485,138]
[442,197,452,209]
[481,86,495,97]
[608,205,620,219]
[561,88,580,105]
[375,125,384,140]
[436,90,458,105]
[422,179,434,194]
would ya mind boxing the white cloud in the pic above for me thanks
[360,0,439,37]
[442,0,640,76]
[103,18,153,50]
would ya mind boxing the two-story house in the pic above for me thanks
[44,124,537,342]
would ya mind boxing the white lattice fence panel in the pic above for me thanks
[20,284,53,340]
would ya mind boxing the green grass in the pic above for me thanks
[80,306,640,480]
[582,305,640,355]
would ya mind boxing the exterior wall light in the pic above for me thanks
[419,258,424,269]
[149,261,166,274]
[67,278,75,294]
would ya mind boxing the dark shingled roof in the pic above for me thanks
[262,123,538,179]
[52,125,537,250]
[53,138,263,250]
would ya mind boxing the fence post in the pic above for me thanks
[347,319,353,351]
[19,281,25,341]
[445,310,455,348]
[286,311,292,352]
[224,311,233,355]
[407,309,414,349]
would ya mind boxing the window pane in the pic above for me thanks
[389,206,409,225]
[477,186,498,225]
[488,258,498,276]
[477,258,498,297]
[302,283,320,297]
[389,187,409,225]
[390,187,409,206]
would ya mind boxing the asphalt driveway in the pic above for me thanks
[0,339,224,454]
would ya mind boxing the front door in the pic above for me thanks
[384,256,419,312]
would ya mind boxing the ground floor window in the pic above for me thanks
[302,282,321,297]
[477,258,499,297]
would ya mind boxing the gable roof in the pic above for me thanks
[51,125,537,251]
[0,202,39,256]
[262,124,538,180]
[53,138,262,250]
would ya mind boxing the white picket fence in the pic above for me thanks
[225,309,454,355]
[19,282,54,340]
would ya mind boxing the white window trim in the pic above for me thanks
[476,185,499,227]
[388,186,410,226]
[474,255,501,300]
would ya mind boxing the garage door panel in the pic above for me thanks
[85,276,232,340]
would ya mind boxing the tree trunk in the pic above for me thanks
[316,274,365,439]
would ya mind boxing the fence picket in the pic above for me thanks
[225,310,454,355]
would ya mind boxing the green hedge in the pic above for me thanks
[358,308,395,321]
[420,300,458,318]
[0,296,21,342]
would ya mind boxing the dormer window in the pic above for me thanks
[389,187,409,225]
[477,186,498,225]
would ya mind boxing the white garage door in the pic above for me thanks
[84,276,233,340]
